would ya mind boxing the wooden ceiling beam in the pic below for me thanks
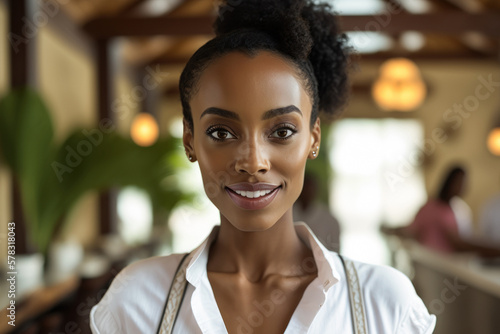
[426,0,464,11]
[64,0,145,24]
[83,15,214,38]
[167,0,215,17]
[429,1,499,56]
[455,33,499,56]
[436,0,485,12]
[339,12,500,36]
[82,12,500,38]
[356,51,498,61]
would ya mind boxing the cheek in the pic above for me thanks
[276,148,307,172]
[195,141,234,198]
[270,137,310,184]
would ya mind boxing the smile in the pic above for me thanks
[225,186,281,210]
[233,189,273,198]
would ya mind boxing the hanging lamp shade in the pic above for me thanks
[372,58,427,112]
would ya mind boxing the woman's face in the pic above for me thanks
[183,51,320,231]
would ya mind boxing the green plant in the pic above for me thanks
[305,120,333,205]
[0,88,193,255]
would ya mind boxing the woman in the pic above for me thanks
[90,1,436,333]
[408,166,467,253]
[384,166,500,257]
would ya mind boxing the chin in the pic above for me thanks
[234,224,273,233]
[223,213,279,232]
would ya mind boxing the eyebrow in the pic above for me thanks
[200,105,303,120]
[262,105,303,120]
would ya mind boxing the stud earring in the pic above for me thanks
[312,146,319,157]
[188,155,193,161]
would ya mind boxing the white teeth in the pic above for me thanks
[234,189,273,198]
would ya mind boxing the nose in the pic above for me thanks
[234,140,270,175]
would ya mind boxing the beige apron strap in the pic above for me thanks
[157,252,191,334]
[339,255,369,334]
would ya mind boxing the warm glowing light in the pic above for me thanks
[372,58,427,112]
[130,113,159,147]
[487,127,500,156]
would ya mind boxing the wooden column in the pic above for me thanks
[96,39,118,235]
[8,0,37,253]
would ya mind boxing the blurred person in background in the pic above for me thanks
[293,172,341,252]
[479,176,500,244]
[449,176,474,239]
[383,165,500,256]
[408,166,469,252]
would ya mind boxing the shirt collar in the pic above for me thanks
[185,221,340,291]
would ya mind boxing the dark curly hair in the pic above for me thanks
[179,0,351,131]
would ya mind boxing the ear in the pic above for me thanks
[183,118,197,162]
[308,117,321,159]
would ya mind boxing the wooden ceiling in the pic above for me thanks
[56,0,500,98]
[58,0,500,62]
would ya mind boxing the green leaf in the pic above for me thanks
[0,89,194,254]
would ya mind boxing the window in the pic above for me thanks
[329,118,426,264]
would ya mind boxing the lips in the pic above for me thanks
[225,182,281,210]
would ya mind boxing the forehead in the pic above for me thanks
[190,51,311,119]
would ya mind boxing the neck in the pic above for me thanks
[207,209,314,283]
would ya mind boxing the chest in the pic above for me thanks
[207,272,316,334]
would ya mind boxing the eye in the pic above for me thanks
[206,127,236,141]
[270,126,297,140]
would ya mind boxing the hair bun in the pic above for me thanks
[214,0,312,60]
[214,0,351,116]
[301,2,351,115]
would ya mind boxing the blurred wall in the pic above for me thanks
[346,60,500,228]
[115,71,139,136]
[37,26,99,247]
[38,28,96,141]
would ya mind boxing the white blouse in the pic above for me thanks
[90,222,436,333]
